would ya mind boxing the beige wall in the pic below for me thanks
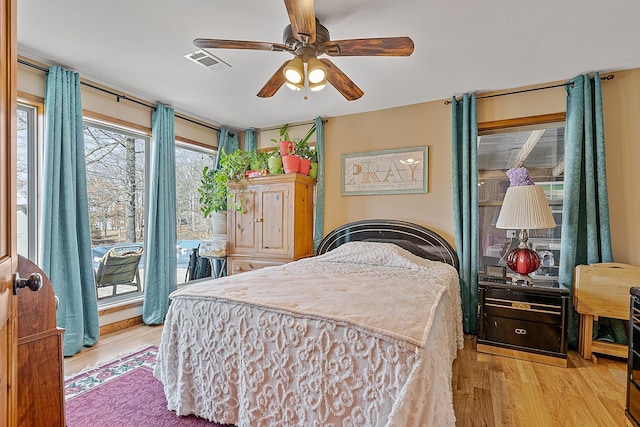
[601,69,640,267]
[315,70,638,266]
[17,61,220,148]
[18,60,640,267]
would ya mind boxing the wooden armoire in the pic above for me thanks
[226,173,316,275]
[17,256,65,426]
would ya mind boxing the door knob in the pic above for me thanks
[13,272,43,295]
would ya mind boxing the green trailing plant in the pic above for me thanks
[198,165,228,217]
[198,149,251,216]
[248,151,269,170]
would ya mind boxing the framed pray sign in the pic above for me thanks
[341,146,428,196]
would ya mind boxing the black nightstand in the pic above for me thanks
[477,280,569,367]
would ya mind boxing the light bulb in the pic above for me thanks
[307,57,327,84]
[283,57,304,84]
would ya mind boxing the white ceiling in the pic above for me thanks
[16,0,640,131]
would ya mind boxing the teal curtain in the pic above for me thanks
[215,128,239,168]
[41,65,99,356]
[313,117,325,251]
[210,128,238,277]
[245,128,258,152]
[560,73,613,347]
[452,93,479,334]
[142,103,177,325]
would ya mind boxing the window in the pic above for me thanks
[175,143,215,284]
[478,119,565,283]
[84,120,148,301]
[16,102,40,261]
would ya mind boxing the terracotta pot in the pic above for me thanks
[299,158,311,176]
[308,162,318,178]
[282,155,301,173]
[278,141,295,157]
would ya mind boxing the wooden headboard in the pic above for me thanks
[316,219,459,271]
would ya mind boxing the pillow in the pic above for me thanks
[363,238,443,262]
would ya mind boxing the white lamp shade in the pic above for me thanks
[495,185,556,230]
[307,57,327,84]
[283,57,304,84]
[308,81,326,92]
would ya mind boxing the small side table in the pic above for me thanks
[206,256,227,279]
[477,280,569,367]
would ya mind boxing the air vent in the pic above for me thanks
[184,49,230,72]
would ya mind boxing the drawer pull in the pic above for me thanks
[254,218,264,223]
[485,303,559,315]
[515,328,527,335]
[512,302,531,310]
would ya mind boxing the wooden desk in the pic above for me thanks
[574,263,640,361]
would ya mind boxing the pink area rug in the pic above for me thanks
[65,345,227,426]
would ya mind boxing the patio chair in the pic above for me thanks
[95,245,144,298]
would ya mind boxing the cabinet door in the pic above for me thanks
[259,184,290,257]
[228,187,258,255]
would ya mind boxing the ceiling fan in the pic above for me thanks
[193,0,414,101]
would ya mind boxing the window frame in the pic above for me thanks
[16,99,43,262]
[477,112,566,283]
[83,118,151,306]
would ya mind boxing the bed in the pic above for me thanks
[154,219,463,426]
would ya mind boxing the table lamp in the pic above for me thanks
[495,168,556,285]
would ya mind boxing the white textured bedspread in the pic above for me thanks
[155,242,463,426]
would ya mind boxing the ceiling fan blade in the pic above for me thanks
[284,0,316,44]
[194,38,289,52]
[324,37,414,56]
[257,61,289,98]
[320,58,363,101]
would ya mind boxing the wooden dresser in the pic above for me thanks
[17,256,65,427]
[227,173,316,275]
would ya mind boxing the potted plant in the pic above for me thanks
[267,149,283,175]
[295,137,312,176]
[198,149,251,234]
[271,124,295,157]
[307,148,319,178]
[248,151,268,171]
[247,151,269,177]
[282,146,301,174]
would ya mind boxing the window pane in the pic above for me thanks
[175,144,215,284]
[478,123,564,283]
[84,121,147,301]
[16,104,37,260]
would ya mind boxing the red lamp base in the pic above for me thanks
[506,247,540,285]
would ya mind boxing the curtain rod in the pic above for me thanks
[444,74,615,105]
[18,58,223,133]
[259,119,327,132]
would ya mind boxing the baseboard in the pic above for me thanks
[100,315,143,336]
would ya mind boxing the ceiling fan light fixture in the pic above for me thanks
[307,57,327,84]
[285,81,304,91]
[283,57,304,84]
[308,80,326,92]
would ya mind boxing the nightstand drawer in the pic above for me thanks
[481,315,563,353]
[483,290,563,325]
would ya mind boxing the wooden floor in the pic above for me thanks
[64,326,634,426]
